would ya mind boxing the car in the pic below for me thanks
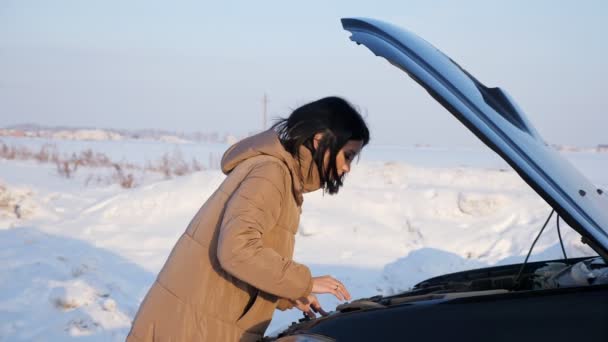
[267,17,608,342]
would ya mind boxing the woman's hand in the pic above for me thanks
[293,294,328,319]
[311,275,352,301]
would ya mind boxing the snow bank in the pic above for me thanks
[380,248,487,295]
[0,228,152,341]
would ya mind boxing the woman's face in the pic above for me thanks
[335,139,364,176]
[314,134,364,177]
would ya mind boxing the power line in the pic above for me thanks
[262,93,269,130]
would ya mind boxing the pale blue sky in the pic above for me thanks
[1,0,607,146]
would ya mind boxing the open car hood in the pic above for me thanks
[341,18,608,259]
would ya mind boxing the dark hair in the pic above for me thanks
[273,96,370,194]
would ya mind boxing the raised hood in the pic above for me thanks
[341,17,608,259]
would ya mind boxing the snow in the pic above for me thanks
[0,138,606,340]
[51,129,124,141]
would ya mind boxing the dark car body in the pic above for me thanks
[272,258,607,341]
[269,18,608,342]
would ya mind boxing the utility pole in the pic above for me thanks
[262,93,268,131]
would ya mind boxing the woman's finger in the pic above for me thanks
[311,275,351,300]
[304,309,316,319]
[328,281,349,301]
[316,306,329,316]
[309,296,320,313]
[331,288,345,301]
[332,280,351,301]
[310,300,329,317]
[338,285,351,301]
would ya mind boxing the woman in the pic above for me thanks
[127,96,370,341]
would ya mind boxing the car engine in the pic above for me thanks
[533,257,608,289]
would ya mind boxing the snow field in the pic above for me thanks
[0,142,605,340]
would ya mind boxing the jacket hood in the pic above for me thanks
[221,129,321,206]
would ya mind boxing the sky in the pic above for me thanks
[1,0,607,146]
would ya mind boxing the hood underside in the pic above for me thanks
[341,17,608,259]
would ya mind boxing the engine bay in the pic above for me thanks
[269,256,607,340]
[338,256,607,310]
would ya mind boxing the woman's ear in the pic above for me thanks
[313,133,323,150]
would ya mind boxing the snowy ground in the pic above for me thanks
[0,138,605,341]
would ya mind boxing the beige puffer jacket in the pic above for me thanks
[126,129,321,341]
